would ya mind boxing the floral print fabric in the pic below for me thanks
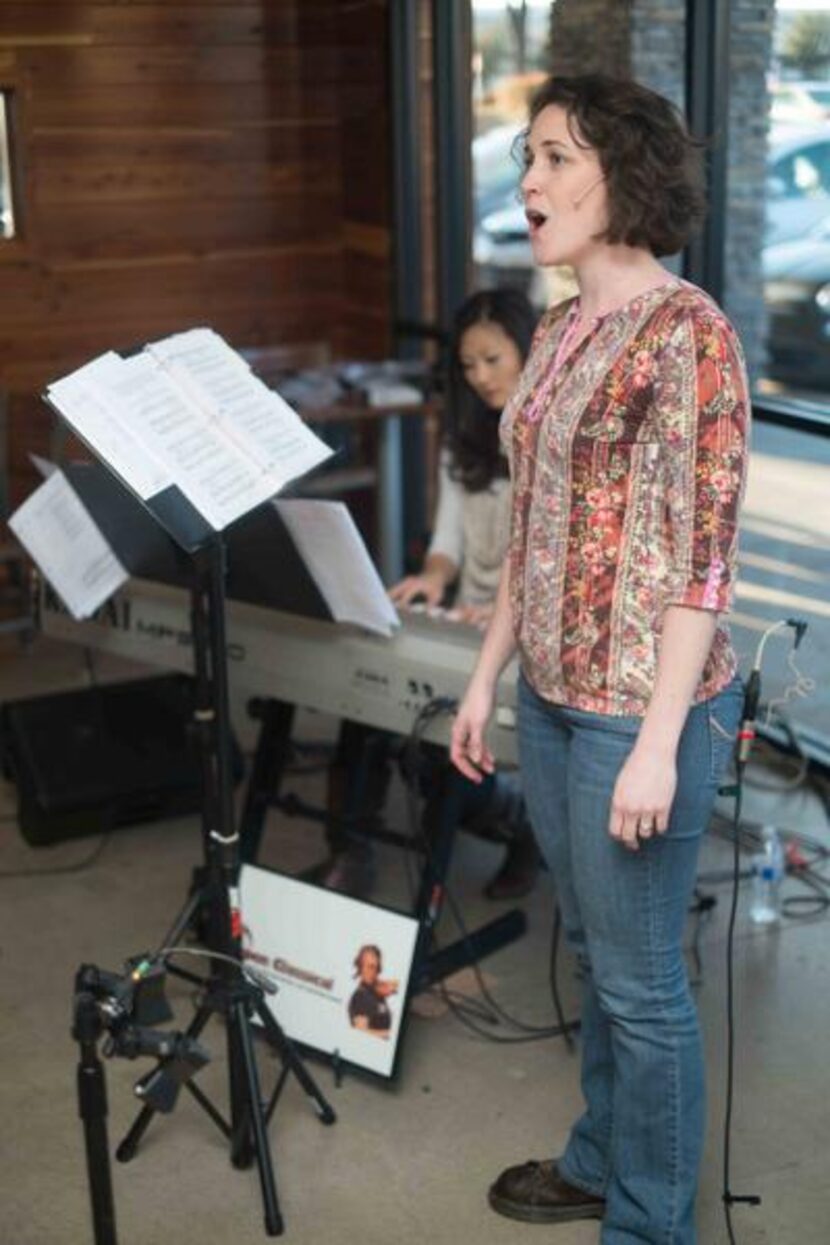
[500,279,749,716]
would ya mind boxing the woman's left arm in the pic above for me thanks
[610,309,750,851]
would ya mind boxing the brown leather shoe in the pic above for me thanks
[488,1158,605,1223]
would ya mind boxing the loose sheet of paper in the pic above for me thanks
[8,471,128,619]
[273,498,399,637]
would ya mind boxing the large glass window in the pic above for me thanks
[725,1,830,754]
[0,93,15,239]
[470,1,553,304]
[761,3,830,398]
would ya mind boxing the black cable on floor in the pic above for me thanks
[722,776,762,1242]
[0,830,113,879]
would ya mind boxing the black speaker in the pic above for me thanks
[0,674,241,847]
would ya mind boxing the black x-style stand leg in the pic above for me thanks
[73,992,119,1245]
[411,752,527,993]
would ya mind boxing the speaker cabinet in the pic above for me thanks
[0,674,239,846]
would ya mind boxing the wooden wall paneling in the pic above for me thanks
[0,6,274,48]
[2,294,347,393]
[417,0,437,329]
[33,192,339,260]
[0,0,394,514]
[0,245,340,326]
[333,0,392,359]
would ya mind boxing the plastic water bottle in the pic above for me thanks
[749,826,785,925]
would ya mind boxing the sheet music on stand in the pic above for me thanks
[44,327,332,539]
[10,327,401,634]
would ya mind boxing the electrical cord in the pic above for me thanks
[721,617,812,1241]
[156,944,280,996]
[0,830,113,879]
[722,775,757,1244]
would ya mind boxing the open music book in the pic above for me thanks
[45,328,332,534]
[10,329,401,631]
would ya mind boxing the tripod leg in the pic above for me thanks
[74,995,119,1245]
[227,1000,255,1170]
[254,998,336,1125]
[409,755,466,984]
[231,999,284,1237]
[114,1103,154,1165]
[116,1003,215,1162]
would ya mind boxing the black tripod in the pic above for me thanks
[73,990,118,1245]
[114,535,335,1237]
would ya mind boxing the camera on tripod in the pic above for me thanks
[73,957,210,1114]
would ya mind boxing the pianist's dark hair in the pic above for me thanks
[446,288,537,493]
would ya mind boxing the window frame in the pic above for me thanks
[0,73,30,262]
[0,90,16,241]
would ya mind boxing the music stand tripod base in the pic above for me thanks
[113,535,336,1238]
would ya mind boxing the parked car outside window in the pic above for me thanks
[770,80,830,127]
[764,211,830,387]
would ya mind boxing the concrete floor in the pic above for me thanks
[1,635,829,1245]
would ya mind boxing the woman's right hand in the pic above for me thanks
[450,677,496,783]
[388,570,446,608]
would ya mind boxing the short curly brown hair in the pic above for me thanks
[523,74,706,258]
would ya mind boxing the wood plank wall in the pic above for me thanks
[0,0,392,510]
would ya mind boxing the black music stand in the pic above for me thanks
[51,460,336,1239]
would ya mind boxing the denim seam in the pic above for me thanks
[651,844,681,1245]
[665,1033,681,1244]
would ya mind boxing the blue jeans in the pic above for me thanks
[518,672,743,1245]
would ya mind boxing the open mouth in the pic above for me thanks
[525,208,548,235]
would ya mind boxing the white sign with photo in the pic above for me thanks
[239,865,420,1078]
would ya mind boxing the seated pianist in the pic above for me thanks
[319,289,543,902]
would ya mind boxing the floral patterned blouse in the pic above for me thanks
[500,278,750,717]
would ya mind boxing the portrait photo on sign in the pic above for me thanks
[348,944,399,1039]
